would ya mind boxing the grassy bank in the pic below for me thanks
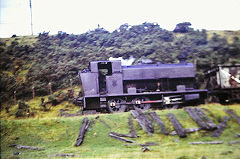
[1,104,240,159]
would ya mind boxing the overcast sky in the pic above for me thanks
[0,0,240,38]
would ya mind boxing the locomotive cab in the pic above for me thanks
[79,60,123,96]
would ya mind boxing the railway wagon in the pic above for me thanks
[205,64,240,104]
[78,60,207,113]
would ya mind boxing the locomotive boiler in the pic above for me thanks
[78,60,207,113]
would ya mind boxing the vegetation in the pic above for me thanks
[1,104,240,159]
[0,86,80,120]
[0,21,240,112]
[15,100,31,118]
[1,22,240,159]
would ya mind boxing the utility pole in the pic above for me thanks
[29,0,33,35]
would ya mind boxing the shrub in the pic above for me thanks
[15,100,30,118]
[48,94,58,106]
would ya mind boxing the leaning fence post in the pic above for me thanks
[14,91,17,104]
[48,82,53,95]
[32,86,35,99]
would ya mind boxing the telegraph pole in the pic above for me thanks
[29,0,33,35]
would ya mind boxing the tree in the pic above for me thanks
[173,22,192,33]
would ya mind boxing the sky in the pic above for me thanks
[0,0,240,38]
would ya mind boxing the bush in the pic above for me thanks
[56,91,68,103]
[173,22,192,33]
[15,100,30,118]
[48,94,58,106]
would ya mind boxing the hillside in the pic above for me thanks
[0,22,240,109]
[1,104,240,159]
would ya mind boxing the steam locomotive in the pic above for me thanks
[78,60,208,113]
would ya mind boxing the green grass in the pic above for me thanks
[207,30,240,43]
[0,35,38,47]
[0,86,81,120]
[1,104,240,159]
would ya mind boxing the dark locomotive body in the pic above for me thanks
[205,64,240,104]
[78,60,207,112]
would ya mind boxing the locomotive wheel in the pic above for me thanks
[132,97,151,111]
[107,98,127,113]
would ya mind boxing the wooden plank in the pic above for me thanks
[98,118,111,129]
[55,154,76,157]
[74,117,90,146]
[140,142,159,147]
[194,108,217,130]
[149,112,168,135]
[128,116,139,138]
[184,107,211,130]
[109,132,135,143]
[224,109,240,125]
[185,107,208,129]
[170,127,201,135]
[189,141,223,145]
[125,142,159,147]
[185,127,201,133]
[228,140,240,145]
[109,132,135,138]
[142,147,150,152]
[167,113,186,138]
[211,116,231,137]
[48,154,82,158]
[108,116,139,139]
[12,145,44,150]
[131,108,154,135]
